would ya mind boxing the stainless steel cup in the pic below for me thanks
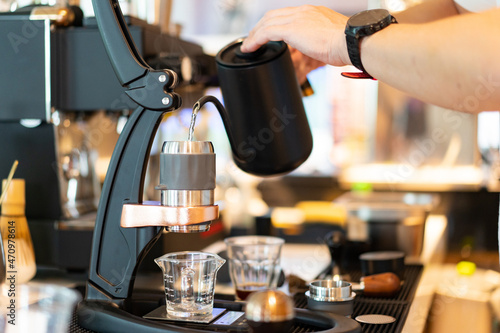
[306,280,356,317]
[157,141,216,233]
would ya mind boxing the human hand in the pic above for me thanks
[241,5,351,67]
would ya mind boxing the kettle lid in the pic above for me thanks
[216,39,287,68]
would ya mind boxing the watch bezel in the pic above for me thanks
[344,9,397,78]
[345,9,394,38]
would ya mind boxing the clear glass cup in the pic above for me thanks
[155,251,225,319]
[1,283,81,333]
[224,236,284,301]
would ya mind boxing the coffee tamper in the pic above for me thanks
[245,290,295,333]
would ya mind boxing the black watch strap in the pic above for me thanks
[345,15,397,77]
[346,33,367,73]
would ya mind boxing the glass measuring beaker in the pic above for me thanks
[155,251,225,318]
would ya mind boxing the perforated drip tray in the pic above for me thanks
[70,265,422,333]
[294,264,423,333]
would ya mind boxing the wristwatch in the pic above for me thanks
[344,9,397,78]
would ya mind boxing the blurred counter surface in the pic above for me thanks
[201,241,436,333]
[28,176,500,332]
[29,240,500,333]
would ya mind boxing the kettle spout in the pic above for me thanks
[193,95,243,162]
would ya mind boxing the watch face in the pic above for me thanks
[349,9,390,27]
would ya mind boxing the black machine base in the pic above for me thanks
[76,297,362,333]
[74,264,423,333]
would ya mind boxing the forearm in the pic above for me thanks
[362,9,500,112]
[394,0,460,23]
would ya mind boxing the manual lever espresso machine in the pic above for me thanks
[76,0,316,331]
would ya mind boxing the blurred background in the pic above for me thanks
[2,2,499,332]
[0,0,498,272]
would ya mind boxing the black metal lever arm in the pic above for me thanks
[91,0,181,111]
[92,0,148,86]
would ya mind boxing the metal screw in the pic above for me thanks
[159,74,167,83]
[162,97,170,105]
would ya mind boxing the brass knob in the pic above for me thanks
[245,290,294,328]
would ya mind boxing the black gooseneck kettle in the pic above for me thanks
[214,38,313,176]
[189,38,313,176]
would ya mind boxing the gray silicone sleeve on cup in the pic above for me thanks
[160,154,216,190]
